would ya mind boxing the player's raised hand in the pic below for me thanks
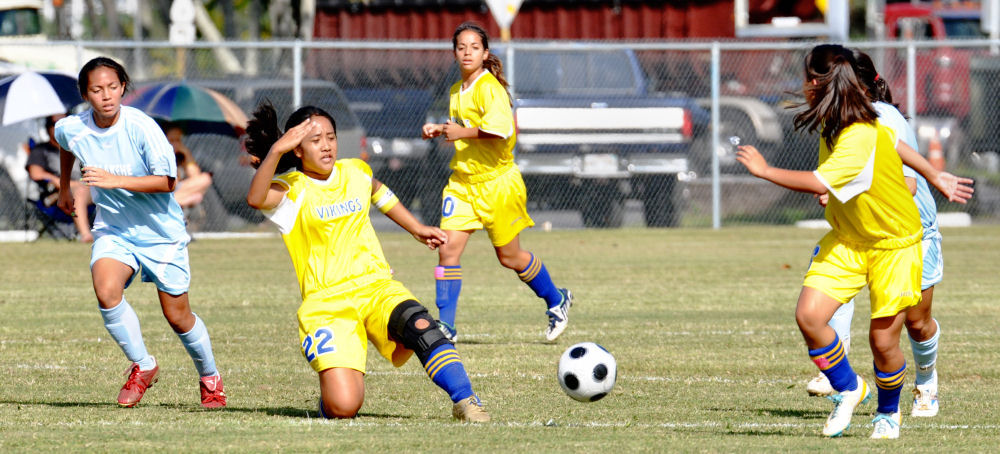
[931,171,975,204]
[270,118,320,155]
[422,123,443,140]
[735,145,770,178]
[81,166,122,189]
[442,120,465,141]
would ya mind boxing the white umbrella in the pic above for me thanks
[0,72,78,126]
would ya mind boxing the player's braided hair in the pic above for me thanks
[792,44,877,149]
[245,102,338,174]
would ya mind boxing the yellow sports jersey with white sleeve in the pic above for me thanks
[813,122,921,249]
[263,159,393,300]
[448,70,516,176]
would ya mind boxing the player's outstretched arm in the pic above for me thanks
[736,145,826,194]
[374,179,447,250]
[896,141,974,203]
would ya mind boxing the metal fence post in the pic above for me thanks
[907,42,917,127]
[293,40,303,109]
[711,41,721,230]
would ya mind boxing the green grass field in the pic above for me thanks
[2,226,999,452]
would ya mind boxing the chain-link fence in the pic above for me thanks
[2,39,999,236]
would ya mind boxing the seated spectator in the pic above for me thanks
[26,113,94,242]
[162,122,214,211]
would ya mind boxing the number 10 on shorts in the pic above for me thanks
[302,327,336,362]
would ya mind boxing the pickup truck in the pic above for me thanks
[512,48,709,227]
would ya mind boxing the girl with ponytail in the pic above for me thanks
[245,102,490,422]
[735,44,963,439]
[802,48,974,431]
[420,21,573,343]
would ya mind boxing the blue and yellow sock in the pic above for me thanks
[808,334,857,392]
[910,318,939,385]
[875,362,907,414]
[176,313,219,377]
[517,253,563,309]
[100,298,156,370]
[435,266,462,329]
[421,344,474,403]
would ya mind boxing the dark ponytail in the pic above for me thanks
[245,101,299,173]
[792,44,877,148]
[453,21,511,104]
[245,102,339,174]
[852,49,899,109]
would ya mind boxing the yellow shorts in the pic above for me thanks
[803,232,922,319]
[297,279,416,373]
[440,164,535,247]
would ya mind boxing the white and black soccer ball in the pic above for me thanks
[557,342,617,402]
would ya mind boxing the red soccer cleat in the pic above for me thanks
[199,374,227,408]
[117,359,159,408]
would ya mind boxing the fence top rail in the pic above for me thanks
[29,38,1000,52]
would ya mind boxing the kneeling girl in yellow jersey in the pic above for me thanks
[245,103,489,422]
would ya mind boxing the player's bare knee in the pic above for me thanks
[93,286,123,309]
[321,397,361,419]
[388,300,451,362]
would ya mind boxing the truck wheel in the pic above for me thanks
[639,175,681,228]
[579,181,624,228]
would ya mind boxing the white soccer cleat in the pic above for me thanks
[911,369,939,417]
[822,374,871,437]
[807,372,836,397]
[544,289,573,341]
[870,411,901,439]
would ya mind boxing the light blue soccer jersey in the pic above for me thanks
[874,102,939,239]
[54,106,189,245]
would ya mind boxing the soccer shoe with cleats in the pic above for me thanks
[870,411,901,439]
[806,372,836,397]
[117,358,159,408]
[199,374,227,408]
[911,369,939,417]
[821,375,871,437]
[452,396,490,423]
[437,321,457,343]
[545,288,573,341]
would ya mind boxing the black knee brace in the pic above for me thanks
[388,300,451,362]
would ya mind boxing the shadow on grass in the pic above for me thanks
[705,406,827,420]
[753,408,827,420]
[1,400,413,419]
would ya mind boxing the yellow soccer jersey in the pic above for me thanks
[448,70,516,176]
[814,122,922,249]
[263,159,392,300]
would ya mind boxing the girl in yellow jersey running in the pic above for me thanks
[246,103,489,422]
[421,22,572,342]
[736,44,971,440]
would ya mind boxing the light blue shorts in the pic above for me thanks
[921,234,943,290]
[91,234,191,295]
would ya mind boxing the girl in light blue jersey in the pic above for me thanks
[55,57,225,408]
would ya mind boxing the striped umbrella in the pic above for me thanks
[124,82,248,136]
[0,71,84,125]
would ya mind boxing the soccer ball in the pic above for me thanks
[557,342,617,402]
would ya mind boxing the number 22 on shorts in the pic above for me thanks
[302,327,336,362]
